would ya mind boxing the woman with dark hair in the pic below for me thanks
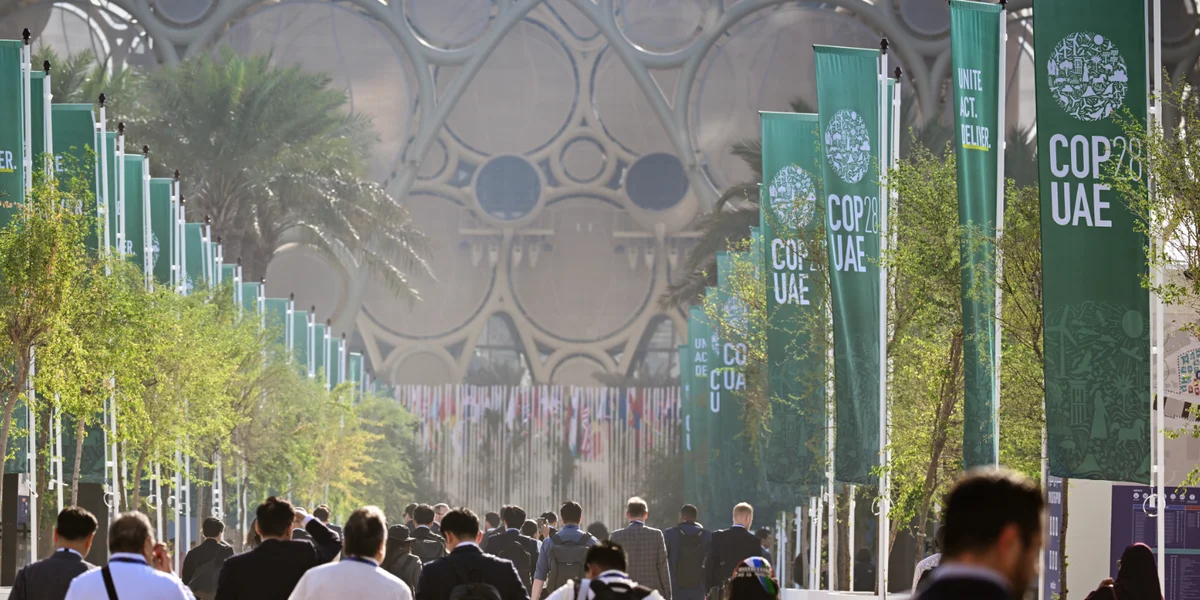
[381,524,423,591]
[244,518,262,550]
[724,557,779,600]
[1086,543,1163,600]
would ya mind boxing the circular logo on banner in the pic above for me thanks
[150,233,161,270]
[723,296,749,331]
[824,109,871,184]
[768,165,817,231]
[1047,32,1129,122]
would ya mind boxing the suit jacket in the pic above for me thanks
[610,522,672,600]
[11,549,95,600]
[702,527,761,592]
[415,544,529,600]
[663,522,709,596]
[916,575,1008,600]
[481,527,501,550]
[431,522,442,536]
[215,517,342,600]
[328,523,344,540]
[181,538,234,587]
[292,528,312,541]
[483,529,540,584]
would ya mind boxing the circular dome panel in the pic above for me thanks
[550,354,607,386]
[510,197,654,342]
[616,0,705,53]
[442,20,578,155]
[221,2,415,182]
[154,0,214,25]
[406,0,496,49]
[625,152,688,211]
[392,352,454,385]
[592,48,675,156]
[561,137,607,183]
[692,6,881,190]
[897,0,950,37]
[362,195,494,339]
[476,155,542,221]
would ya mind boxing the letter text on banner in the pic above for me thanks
[814,45,884,485]
[1035,0,1150,482]
[950,0,1003,468]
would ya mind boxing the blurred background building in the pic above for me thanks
[3,0,1198,388]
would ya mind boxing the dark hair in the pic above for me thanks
[560,502,582,524]
[256,496,296,538]
[345,506,388,558]
[587,522,610,542]
[585,541,627,573]
[725,559,779,600]
[202,517,225,539]
[109,512,153,554]
[521,520,539,537]
[440,508,480,539]
[755,528,772,541]
[404,503,418,518]
[56,506,98,541]
[504,506,527,529]
[626,497,648,519]
[485,511,502,528]
[246,518,262,548]
[541,511,558,524]
[383,526,412,572]
[414,504,436,526]
[680,504,698,521]
[941,469,1044,559]
[313,505,331,523]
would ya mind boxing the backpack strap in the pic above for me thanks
[101,566,120,600]
[549,532,565,545]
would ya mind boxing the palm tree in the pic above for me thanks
[130,47,428,299]
[31,47,144,122]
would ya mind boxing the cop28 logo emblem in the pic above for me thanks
[824,110,871,184]
[1047,32,1129,122]
[768,166,816,231]
[150,233,160,269]
[724,297,749,331]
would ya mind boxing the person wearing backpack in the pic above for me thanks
[542,541,664,600]
[290,506,412,600]
[412,504,449,564]
[383,525,425,591]
[663,505,710,600]
[182,517,234,600]
[531,502,596,600]
[414,508,528,600]
[702,504,761,600]
[483,505,539,592]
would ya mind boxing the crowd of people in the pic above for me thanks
[6,468,1165,600]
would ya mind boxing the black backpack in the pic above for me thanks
[413,534,448,563]
[586,578,655,600]
[383,553,423,591]
[674,528,706,590]
[495,538,533,590]
[547,532,594,591]
[448,558,504,600]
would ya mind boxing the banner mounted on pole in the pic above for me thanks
[950,0,1004,468]
[0,40,25,227]
[1035,0,1150,483]
[814,45,884,486]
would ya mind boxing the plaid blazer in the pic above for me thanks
[610,522,673,600]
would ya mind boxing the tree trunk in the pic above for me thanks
[891,330,964,558]
[196,464,209,543]
[36,405,53,557]
[1059,478,1069,600]
[71,418,84,506]
[0,357,29,568]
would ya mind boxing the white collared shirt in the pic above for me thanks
[64,553,194,600]
[58,547,83,558]
[545,570,667,600]
[289,558,411,600]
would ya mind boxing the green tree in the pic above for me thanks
[130,48,429,298]
[31,47,144,122]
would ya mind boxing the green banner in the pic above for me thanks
[1035,0,1150,482]
[711,252,753,515]
[0,40,24,227]
[313,322,329,381]
[760,111,828,494]
[814,45,884,485]
[52,104,99,249]
[104,132,118,253]
[264,299,287,347]
[30,71,46,173]
[291,310,310,374]
[61,414,108,484]
[686,305,713,522]
[349,352,364,391]
[122,155,145,267]
[184,223,203,294]
[950,0,1003,469]
[148,178,174,287]
[240,282,261,315]
[221,264,236,285]
[3,399,28,474]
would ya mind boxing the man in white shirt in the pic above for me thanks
[65,511,195,600]
[545,541,664,600]
[289,505,411,600]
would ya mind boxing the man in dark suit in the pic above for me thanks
[702,503,762,597]
[11,506,98,600]
[404,503,418,533]
[215,496,342,600]
[411,503,448,563]
[431,503,450,536]
[754,528,774,566]
[483,505,540,591]
[481,509,504,550]
[313,505,342,540]
[609,497,671,600]
[663,505,709,600]
[182,516,235,598]
[917,469,1044,600]
[415,507,529,600]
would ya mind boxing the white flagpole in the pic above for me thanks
[286,295,295,358]
[142,147,152,290]
[794,506,804,588]
[27,346,37,563]
[21,30,32,194]
[878,38,892,600]
[308,308,316,378]
[116,123,125,257]
[848,486,857,591]
[808,497,817,590]
[42,61,52,175]
[1150,0,1166,586]
[98,96,109,259]
[54,398,62,513]
[993,0,1008,469]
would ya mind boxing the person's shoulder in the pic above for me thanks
[544,580,576,600]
